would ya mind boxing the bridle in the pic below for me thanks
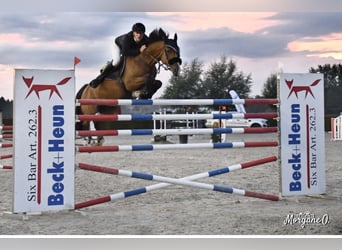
[146,42,182,73]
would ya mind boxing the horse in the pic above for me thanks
[76,28,182,145]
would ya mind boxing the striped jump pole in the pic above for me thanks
[0,164,12,170]
[75,156,279,209]
[0,134,13,139]
[76,98,279,106]
[76,141,278,153]
[0,125,13,131]
[0,143,12,148]
[77,127,278,137]
[76,112,277,122]
[0,154,13,160]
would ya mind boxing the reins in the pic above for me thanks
[144,43,180,73]
[145,51,171,73]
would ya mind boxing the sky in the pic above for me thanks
[0,1,341,247]
[0,4,341,100]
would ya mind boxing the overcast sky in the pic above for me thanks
[0,1,341,246]
[0,7,341,100]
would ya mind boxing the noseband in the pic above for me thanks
[147,44,182,73]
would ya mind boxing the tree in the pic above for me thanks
[253,73,278,118]
[161,56,252,112]
[0,97,13,120]
[309,64,342,88]
[309,63,342,115]
[162,58,204,99]
[261,73,277,98]
[201,56,252,99]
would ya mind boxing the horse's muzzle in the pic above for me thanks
[171,64,180,76]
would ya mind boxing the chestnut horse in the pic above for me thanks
[76,28,182,144]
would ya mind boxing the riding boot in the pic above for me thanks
[89,62,115,88]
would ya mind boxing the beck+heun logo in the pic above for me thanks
[285,79,321,99]
[23,76,72,100]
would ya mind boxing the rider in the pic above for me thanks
[89,23,149,88]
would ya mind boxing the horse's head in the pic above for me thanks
[147,28,182,76]
[163,33,182,76]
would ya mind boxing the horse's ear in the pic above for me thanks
[174,33,178,42]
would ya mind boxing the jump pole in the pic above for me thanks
[0,143,12,148]
[77,127,278,137]
[0,164,12,170]
[75,156,279,209]
[0,126,13,160]
[76,141,278,153]
[0,154,13,160]
[76,112,277,122]
[76,98,278,106]
[0,134,13,140]
[0,125,13,131]
[0,124,13,168]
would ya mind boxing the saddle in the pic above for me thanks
[104,57,125,80]
[89,57,125,88]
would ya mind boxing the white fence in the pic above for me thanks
[331,115,342,140]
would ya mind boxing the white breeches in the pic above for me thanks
[112,43,121,66]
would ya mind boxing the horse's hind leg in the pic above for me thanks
[93,106,121,146]
[92,121,105,146]
[76,120,92,145]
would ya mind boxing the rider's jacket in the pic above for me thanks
[115,31,149,57]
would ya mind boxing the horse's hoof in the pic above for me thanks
[138,92,149,99]
[97,137,105,146]
[132,90,141,99]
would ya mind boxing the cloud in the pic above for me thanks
[261,12,342,37]
[0,13,150,42]
[177,12,342,61]
[2,12,340,68]
[259,12,342,60]
[0,13,153,68]
[180,28,288,60]
[0,11,341,100]
[1,0,342,12]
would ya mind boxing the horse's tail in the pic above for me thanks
[75,84,88,130]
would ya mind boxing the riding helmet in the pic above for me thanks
[132,23,145,33]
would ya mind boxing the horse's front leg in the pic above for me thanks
[137,79,162,99]
[149,79,162,97]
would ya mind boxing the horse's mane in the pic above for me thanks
[148,28,169,43]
